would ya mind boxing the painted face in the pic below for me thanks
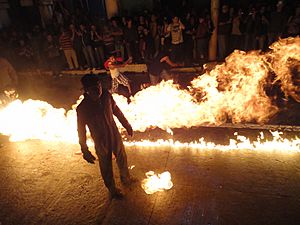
[86,83,102,101]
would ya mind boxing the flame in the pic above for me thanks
[0,97,81,142]
[0,37,299,153]
[141,171,173,194]
[268,37,300,102]
[125,131,300,153]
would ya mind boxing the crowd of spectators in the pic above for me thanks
[0,0,299,75]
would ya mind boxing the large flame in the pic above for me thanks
[0,37,299,152]
[267,37,300,102]
[141,171,173,194]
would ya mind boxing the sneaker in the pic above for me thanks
[109,188,124,200]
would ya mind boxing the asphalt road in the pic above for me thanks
[0,138,300,225]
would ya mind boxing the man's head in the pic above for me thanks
[46,34,53,42]
[91,24,97,31]
[109,54,118,63]
[111,18,118,27]
[172,16,179,23]
[277,1,284,10]
[79,24,86,31]
[222,4,229,13]
[81,74,102,101]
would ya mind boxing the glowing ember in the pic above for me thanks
[141,171,173,194]
[129,165,136,170]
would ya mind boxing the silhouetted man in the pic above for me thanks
[76,74,135,199]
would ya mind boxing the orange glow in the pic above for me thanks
[0,37,299,153]
[124,131,300,153]
[141,171,173,194]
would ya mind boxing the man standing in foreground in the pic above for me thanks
[76,74,136,199]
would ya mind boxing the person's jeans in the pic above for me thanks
[63,49,78,69]
[82,45,96,68]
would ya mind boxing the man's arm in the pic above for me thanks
[160,56,180,67]
[108,57,132,69]
[77,109,88,151]
[179,20,185,30]
[110,95,133,136]
[77,108,96,163]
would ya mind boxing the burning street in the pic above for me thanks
[0,37,300,225]
[1,134,300,225]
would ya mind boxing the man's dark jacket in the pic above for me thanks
[76,91,130,153]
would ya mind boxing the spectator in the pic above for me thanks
[79,24,97,69]
[230,8,244,51]
[184,14,196,65]
[218,4,232,60]
[244,7,257,51]
[59,27,79,70]
[268,0,289,45]
[195,14,210,61]
[255,5,269,51]
[287,6,300,37]
[102,24,116,58]
[43,34,62,77]
[149,14,160,57]
[70,23,85,69]
[143,28,154,61]
[137,15,149,61]
[16,39,34,71]
[30,25,44,68]
[146,48,180,85]
[0,56,18,92]
[167,15,185,63]
[159,16,171,51]
[111,18,125,60]
[90,24,105,68]
[123,18,139,62]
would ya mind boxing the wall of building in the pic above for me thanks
[119,0,153,14]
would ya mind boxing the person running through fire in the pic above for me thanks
[104,54,132,95]
[76,74,136,199]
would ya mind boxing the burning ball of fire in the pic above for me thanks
[141,171,173,194]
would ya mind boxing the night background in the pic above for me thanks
[0,0,300,225]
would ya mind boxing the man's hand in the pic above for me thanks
[126,124,133,137]
[82,150,96,164]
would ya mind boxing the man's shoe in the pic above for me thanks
[121,176,139,186]
[109,188,124,200]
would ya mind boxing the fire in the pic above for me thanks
[268,37,300,102]
[0,98,79,142]
[141,171,173,194]
[0,37,299,153]
[124,131,300,153]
